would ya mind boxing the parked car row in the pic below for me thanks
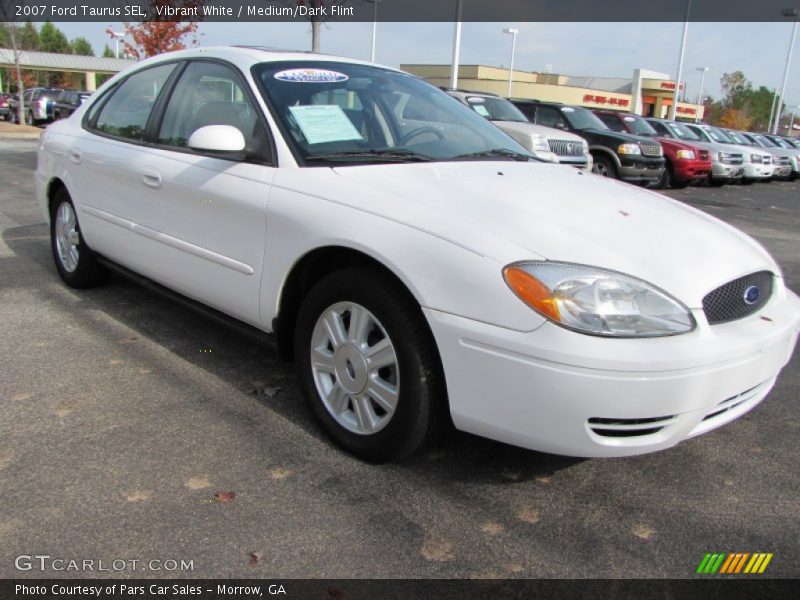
[455,95,799,190]
[4,87,93,125]
[35,48,800,462]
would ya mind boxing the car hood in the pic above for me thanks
[686,140,739,155]
[653,136,703,152]
[323,161,778,306]
[493,120,586,143]
[722,143,770,158]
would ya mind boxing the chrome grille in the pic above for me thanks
[548,139,585,157]
[640,142,662,157]
[762,155,772,165]
[702,271,774,325]
[775,156,791,166]
[720,153,744,165]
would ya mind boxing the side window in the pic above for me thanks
[650,121,668,136]
[598,114,625,132]
[94,63,175,141]
[535,106,567,129]
[157,61,269,161]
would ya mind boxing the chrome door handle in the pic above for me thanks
[69,148,82,164]
[141,167,162,189]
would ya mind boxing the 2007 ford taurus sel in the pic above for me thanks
[36,47,800,461]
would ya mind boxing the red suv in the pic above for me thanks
[593,110,712,189]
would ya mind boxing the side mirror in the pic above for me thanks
[188,125,246,153]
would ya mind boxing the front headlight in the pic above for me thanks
[581,140,589,154]
[503,261,696,337]
[531,135,551,153]
[750,154,763,164]
[617,143,641,155]
[675,149,696,160]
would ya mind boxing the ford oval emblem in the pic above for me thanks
[743,285,760,305]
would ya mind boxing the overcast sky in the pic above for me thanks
[51,21,800,109]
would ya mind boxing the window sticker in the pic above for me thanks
[623,116,636,122]
[275,69,349,83]
[472,105,490,117]
[561,107,575,113]
[288,104,363,145]
[467,97,486,103]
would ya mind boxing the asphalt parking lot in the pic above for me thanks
[1,138,798,579]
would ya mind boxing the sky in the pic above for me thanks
[50,20,800,109]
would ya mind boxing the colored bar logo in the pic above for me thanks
[696,553,773,574]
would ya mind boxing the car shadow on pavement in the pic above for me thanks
[3,222,584,482]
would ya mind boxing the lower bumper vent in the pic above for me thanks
[588,415,676,438]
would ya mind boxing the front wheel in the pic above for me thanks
[294,266,445,462]
[50,188,109,288]
[592,154,617,179]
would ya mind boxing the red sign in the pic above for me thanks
[582,94,630,108]
[676,106,697,115]
[660,82,677,90]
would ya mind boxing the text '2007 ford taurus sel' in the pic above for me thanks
[36,47,800,461]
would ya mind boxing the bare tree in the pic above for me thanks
[0,3,25,124]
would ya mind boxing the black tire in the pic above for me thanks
[654,162,672,189]
[294,266,445,462]
[592,154,617,179]
[50,188,109,288]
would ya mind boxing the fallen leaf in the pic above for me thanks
[213,491,237,503]
[126,491,151,502]
[270,468,291,480]
[249,551,264,566]
[516,506,541,524]
[117,336,139,345]
[12,393,32,402]
[138,368,152,375]
[502,470,521,481]
[185,476,211,490]
[55,407,73,418]
[632,524,655,540]
[535,475,552,484]
[481,522,505,535]
[108,359,124,366]
[421,538,454,562]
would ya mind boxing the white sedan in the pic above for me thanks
[36,47,800,461]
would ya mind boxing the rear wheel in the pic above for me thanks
[50,188,109,288]
[294,266,445,462]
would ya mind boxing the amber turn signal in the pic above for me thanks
[503,266,561,321]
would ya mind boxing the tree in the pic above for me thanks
[717,107,752,131]
[0,2,26,122]
[71,37,95,57]
[18,22,39,51]
[282,1,352,53]
[102,44,115,58]
[740,86,779,131]
[720,71,752,110]
[108,0,201,59]
[39,22,71,54]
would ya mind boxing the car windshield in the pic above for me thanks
[703,126,733,143]
[464,96,528,122]
[623,115,658,136]
[727,131,752,145]
[560,106,609,130]
[753,134,777,148]
[253,61,535,165]
[666,121,701,141]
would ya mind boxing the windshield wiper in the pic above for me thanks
[305,149,435,163]
[450,148,533,162]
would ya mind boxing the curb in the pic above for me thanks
[0,133,41,140]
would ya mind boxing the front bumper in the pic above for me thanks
[672,158,712,181]
[618,156,665,183]
[425,287,800,457]
[772,165,792,179]
[743,163,774,179]
[557,154,593,171]
[710,161,744,181]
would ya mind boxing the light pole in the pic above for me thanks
[502,28,519,98]
[773,8,800,134]
[695,66,708,123]
[768,89,780,134]
[669,0,692,120]
[110,31,125,59]
[450,0,463,89]
[367,0,380,62]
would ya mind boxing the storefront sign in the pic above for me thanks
[582,94,630,108]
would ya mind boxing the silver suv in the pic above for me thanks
[447,90,592,169]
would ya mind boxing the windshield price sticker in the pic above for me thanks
[288,105,363,145]
[275,69,349,83]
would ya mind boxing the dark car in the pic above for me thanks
[593,110,711,189]
[511,99,665,185]
[53,90,93,120]
[0,93,12,121]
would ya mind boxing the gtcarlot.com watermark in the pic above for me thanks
[14,554,194,572]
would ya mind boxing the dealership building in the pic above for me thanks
[401,65,704,121]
